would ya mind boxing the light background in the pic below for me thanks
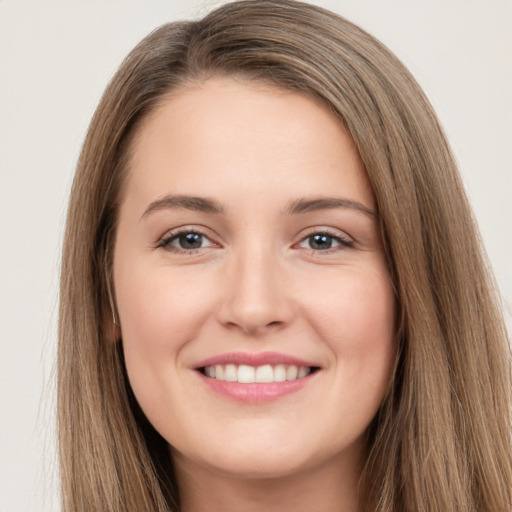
[0,1,510,510]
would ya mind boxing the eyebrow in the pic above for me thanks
[141,194,376,220]
[141,195,225,219]
[283,197,376,217]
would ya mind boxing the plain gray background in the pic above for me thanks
[1,1,510,510]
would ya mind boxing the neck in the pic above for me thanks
[173,448,363,512]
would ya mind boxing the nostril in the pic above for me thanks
[222,319,286,336]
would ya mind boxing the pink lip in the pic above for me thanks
[197,373,317,403]
[193,351,319,369]
[193,351,321,404]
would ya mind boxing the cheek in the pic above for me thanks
[116,265,213,350]
[303,264,395,345]
[113,262,216,408]
[301,264,396,402]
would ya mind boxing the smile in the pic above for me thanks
[201,363,314,383]
[194,352,321,403]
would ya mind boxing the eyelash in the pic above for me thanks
[156,228,354,255]
[156,228,216,255]
[297,229,354,254]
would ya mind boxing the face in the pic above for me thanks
[113,76,396,481]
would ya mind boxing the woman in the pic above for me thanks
[58,0,512,510]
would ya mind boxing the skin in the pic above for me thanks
[113,76,396,512]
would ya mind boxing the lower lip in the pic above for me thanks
[197,371,318,403]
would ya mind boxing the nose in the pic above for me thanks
[217,245,295,336]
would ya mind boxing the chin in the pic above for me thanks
[176,434,347,481]
[199,451,311,480]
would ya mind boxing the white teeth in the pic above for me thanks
[274,364,287,382]
[255,364,274,383]
[297,366,310,379]
[224,364,237,382]
[237,365,255,383]
[286,365,298,380]
[203,363,314,383]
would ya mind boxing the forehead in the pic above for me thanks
[123,76,374,212]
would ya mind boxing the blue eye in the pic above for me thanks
[160,231,215,252]
[298,232,353,251]
[176,232,204,249]
[309,234,336,250]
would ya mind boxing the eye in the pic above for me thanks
[158,230,217,252]
[297,232,353,251]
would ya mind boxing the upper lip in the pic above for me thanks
[194,351,320,369]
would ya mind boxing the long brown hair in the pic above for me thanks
[58,1,512,510]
